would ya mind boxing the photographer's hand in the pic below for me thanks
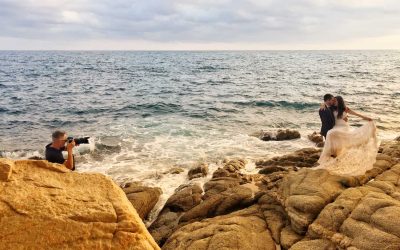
[64,140,75,170]
[67,140,75,151]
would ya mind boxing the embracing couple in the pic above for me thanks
[316,94,378,176]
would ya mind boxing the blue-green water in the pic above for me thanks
[1,51,399,200]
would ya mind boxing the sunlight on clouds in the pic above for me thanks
[61,10,100,26]
[62,11,81,23]
[0,0,399,49]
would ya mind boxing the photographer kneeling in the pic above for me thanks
[45,130,76,170]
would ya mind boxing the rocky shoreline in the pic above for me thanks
[125,138,400,249]
[1,136,400,249]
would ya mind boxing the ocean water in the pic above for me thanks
[1,50,400,219]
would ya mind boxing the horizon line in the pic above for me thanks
[0,49,399,52]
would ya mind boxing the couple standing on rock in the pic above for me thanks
[316,94,378,176]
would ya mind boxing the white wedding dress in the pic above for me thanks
[315,111,378,176]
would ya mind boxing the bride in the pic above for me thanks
[315,96,378,176]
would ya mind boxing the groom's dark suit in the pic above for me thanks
[319,105,335,138]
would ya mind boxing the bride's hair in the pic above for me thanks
[336,96,346,119]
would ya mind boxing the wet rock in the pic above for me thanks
[163,167,184,175]
[256,148,321,169]
[28,156,44,160]
[188,163,208,180]
[122,182,162,220]
[308,132,324,144]
[253,129,301,141]
[308,132,324,148]
[162,205,276,250]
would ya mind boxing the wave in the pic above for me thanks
[117,102,184,116]
[229,100,319,110]
[0,107,9,113]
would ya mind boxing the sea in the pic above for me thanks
[1,50,399,221]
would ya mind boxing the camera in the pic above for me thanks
[67,137,90,145]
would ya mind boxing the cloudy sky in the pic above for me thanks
[1,0,400,50]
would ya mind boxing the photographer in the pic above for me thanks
[45,130,75,170]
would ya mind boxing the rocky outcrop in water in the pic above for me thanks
[188,163,209,180]
[0,158,159,250]
[252,129,301,141]
[308,131,324,147]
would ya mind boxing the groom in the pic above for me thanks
[319,94,336,138]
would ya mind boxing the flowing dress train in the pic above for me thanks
[315,111,378,176]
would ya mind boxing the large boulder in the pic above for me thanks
[281,168,359,234]
[0,158,159,249]
[122,182,162,220]
[162,205,276,250]
[299,164,400,250]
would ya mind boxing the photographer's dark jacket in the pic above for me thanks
[45,144,75,170]
[319,105,335,138]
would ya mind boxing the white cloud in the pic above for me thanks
[0,0,399,49]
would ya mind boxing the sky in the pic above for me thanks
[1,0,400,50]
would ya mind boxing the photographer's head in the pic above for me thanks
[52,130,68,149]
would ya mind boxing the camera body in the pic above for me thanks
[67,136,90,145]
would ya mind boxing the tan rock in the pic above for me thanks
[280,225,303,249]
[179,185,255,223]
[290,239,336,250]
[162,205,276,250]
[122,182,162,220]
[0,158,13,181]
[258,193,288,244]
[0,158,159,250]
[188,163,209,180]
[257,148,321,169]
[164,167,184,175]
[308,132,324,144]
[281,168,358,234]
[253,129,301,141]
[165,184,203,212]
[149,184,203,245]
[379,140,400,160]
[149,159,253,246]
[305,164,400,250]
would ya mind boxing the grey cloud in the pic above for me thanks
[0,0,399,45]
